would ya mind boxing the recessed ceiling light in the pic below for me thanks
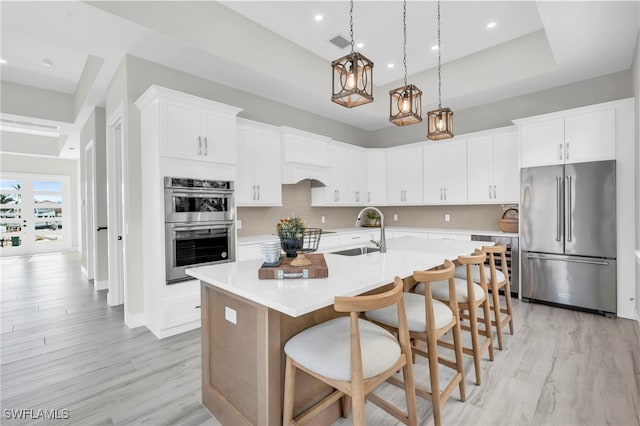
[314,14,323,22]
[42,58,53,68]
[487,21,497,29]
[356,42,364,49]
[431,45,439,51]
[387,63,394,69]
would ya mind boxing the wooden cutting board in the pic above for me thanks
[258,253,328,279]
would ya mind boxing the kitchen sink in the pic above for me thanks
[331,246,380,256]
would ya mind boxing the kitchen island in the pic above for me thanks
[186,237,488,425]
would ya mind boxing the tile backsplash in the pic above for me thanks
[237,180,512,236]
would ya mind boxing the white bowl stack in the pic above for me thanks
[260,241,282,264]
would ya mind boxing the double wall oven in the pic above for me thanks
[164,177,235,284]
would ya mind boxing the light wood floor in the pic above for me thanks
[1,252,639,425]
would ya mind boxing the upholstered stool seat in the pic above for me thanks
[284,316,400,381]
[365,292,453,332]
[454,265,506,284]
[417,278,485,303]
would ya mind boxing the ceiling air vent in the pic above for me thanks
[329,35,350,50]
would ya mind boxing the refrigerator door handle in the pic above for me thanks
[556,176,562,242]
[524,253,610,266]
[567,175,572,242]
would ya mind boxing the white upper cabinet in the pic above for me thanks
[386,144,423,204]
[346,147,367,205]
[281,127,330,185]
[423,138,467,204]
[467,128,519,203]
[312,142,367,206]
[236,120,282,206]
[158,91,241,164]
[518,106,615,168]
[366,150,387,205]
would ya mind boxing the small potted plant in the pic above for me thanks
[277,217,306,257]
[366,210,381,227]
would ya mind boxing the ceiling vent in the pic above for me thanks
[0,118,60,137]
[329,35,350,50]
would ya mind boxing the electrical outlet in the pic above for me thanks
[444,214,451,222]
[393,214,398,221]
[225,307,237,324]
[237,219,242,229]
[321,216,326,224]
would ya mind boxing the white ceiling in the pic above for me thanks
[0,1,638,158]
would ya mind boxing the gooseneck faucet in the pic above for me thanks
[355,206,386,253]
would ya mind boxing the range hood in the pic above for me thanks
[282,162,328,186]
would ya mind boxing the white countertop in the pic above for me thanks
[238,226,517,245]
[187,237,487,317]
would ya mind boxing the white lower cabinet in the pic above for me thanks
[163,291,201,329]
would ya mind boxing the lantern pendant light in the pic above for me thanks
[331,0,374,108]
[427,0,454,140]
[389,0,422,126]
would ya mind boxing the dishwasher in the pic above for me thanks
[471,235,519,296]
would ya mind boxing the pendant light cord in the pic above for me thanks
[403,0,407,86]
[349,0,355,54]
[437,0,442,109]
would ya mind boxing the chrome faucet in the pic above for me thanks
[355,206,386,253]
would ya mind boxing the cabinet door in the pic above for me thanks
[253,129,282,205]
[346,148,367,204]
[366,151,386,205]
[492,132,519,202]
[387,146,422,204]
[423,143,445,203]
[323,145,347,205]
[520,118,564,167]
[564,109,615,164]
[202,107,236,164]
[164,100,202,160]
[467,135,494,203]
[235,126,256,205]
[444,139,467,203]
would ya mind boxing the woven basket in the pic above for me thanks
[498,208,519,233]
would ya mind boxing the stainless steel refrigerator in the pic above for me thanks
[520,160,616,316]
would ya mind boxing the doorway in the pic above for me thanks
[0,173,72,256]
[84,141,96,281]
[107,109,125,308]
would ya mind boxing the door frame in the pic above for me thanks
[84,140,96,281]
[107,106,127,310]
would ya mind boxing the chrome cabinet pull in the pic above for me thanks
[368,192,371,203]
[566,142,570,160]
[252,185,256,200]
[489,185,492,199]
[559,143,563,160]
[444,187,447,200]
[257,185,260,200]
[440,188,443,200]
[204,137,208,156]
[198,136,202,156]
[493,185,497,199]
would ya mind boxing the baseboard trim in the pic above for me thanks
[94,279,108,291]
[125,312,146,329]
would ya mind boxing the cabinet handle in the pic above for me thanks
[559,143,563,160]
[440,188,443,201]
[444,187,447,200]
[488,185,492,199]
[257,185,260,200]
[252,185,256,200]
[493,185,496,199]
[198,136,202,156]
[566,142,570,160]
[368,192,371,203]
[355,191,359,202]
[204,137,208,156]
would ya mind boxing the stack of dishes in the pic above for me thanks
[260,241,282,265]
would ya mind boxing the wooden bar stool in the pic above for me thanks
[420,249,494,385]
[283,278,417,426]
[482,242,514,349]
[365,260,466,426]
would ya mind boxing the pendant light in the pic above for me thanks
[331,0,374,108]
[427,0,454,140]
[389,0,422,126]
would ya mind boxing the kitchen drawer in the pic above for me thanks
[163,292,201,328]
[391,231,429,239]
[338,232,370,246]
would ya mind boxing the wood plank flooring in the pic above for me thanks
[1,251,639,425]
